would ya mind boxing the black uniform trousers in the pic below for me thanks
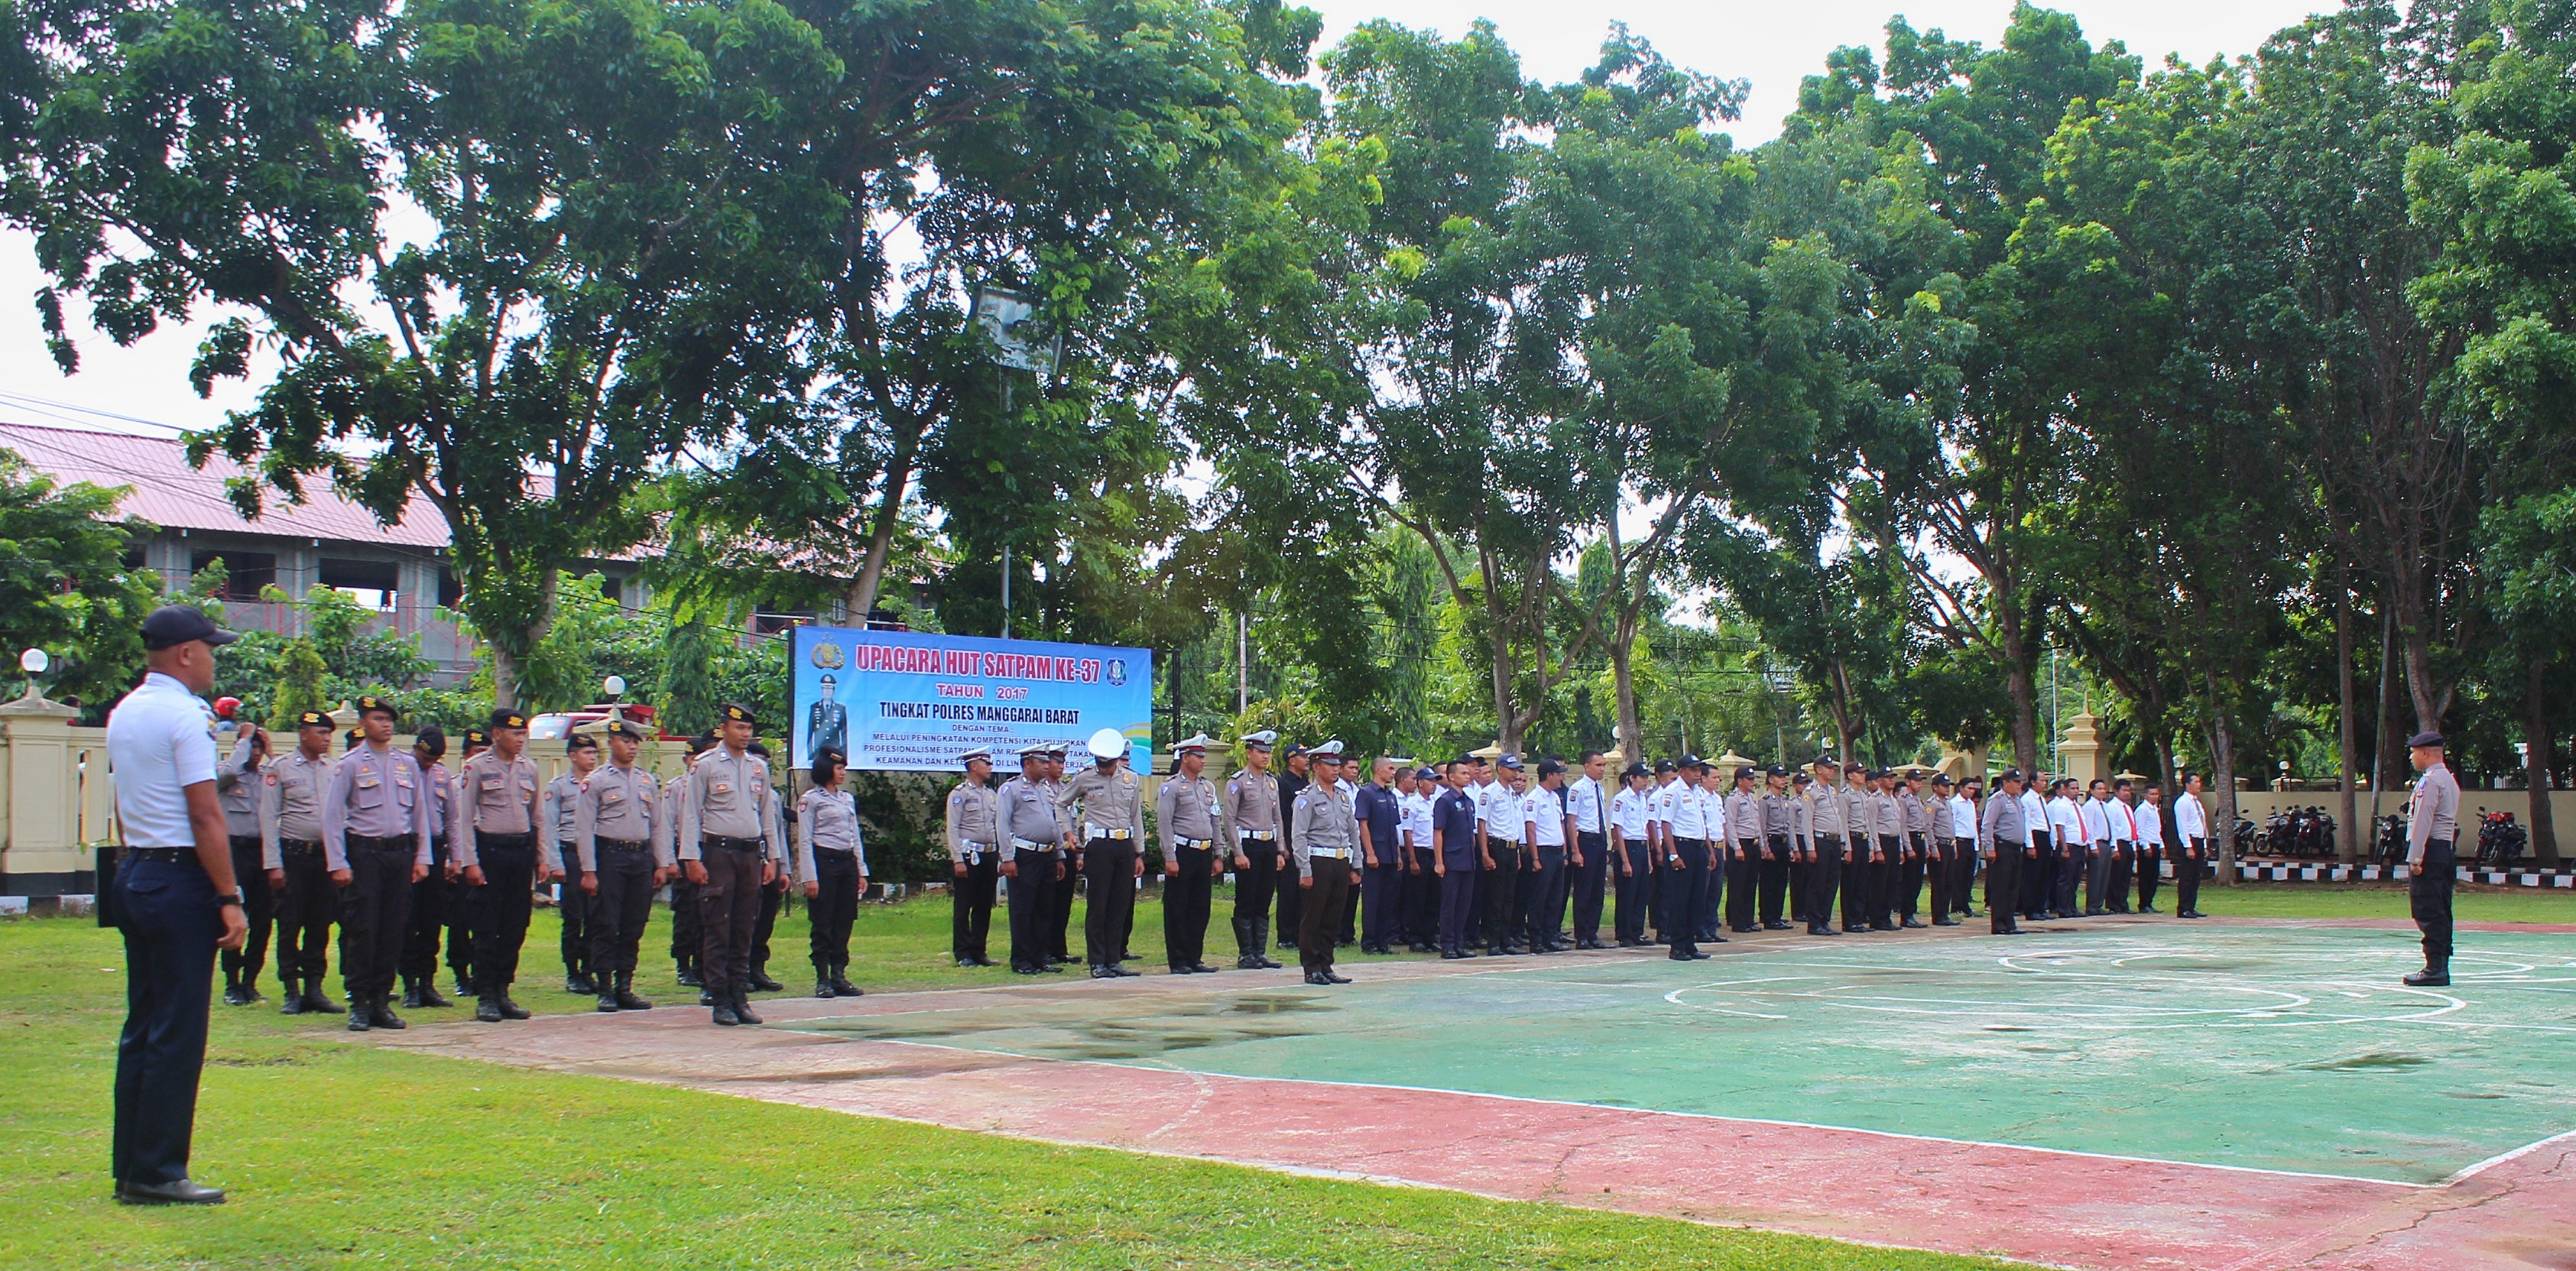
[111,852,221,1188]
[1082,837,1137,969]
[2105,844,2135,913]
[273,841,333,992]
[588,841,657,978]
[1896,833,1927,919]
[1758,835,1792,926]
[1842,837,1881,931]
[808,847,861,972]
[1481,841,1523,951]
[1438,858,1480,955]
[752,874,788,971]
[1724,839,1759,930]
[952,851,998,962]
[1522,845,1566,948]
[2020,831,2053,918]
[1337,871,1359,947]
[400,836,451,986]
[2175,838,2207,913]
[1951,838,1980,916]
[1298,856,1353,974]
[1874,834,1905,929]
[221,835,275,991]
[1788,838,1810,925]
[1231,836,1279,958]
[695,839,767,995]
[558,860,590,978]
[2084,839,2115,913]
[1049,847,1082,961]
[668,877,700,971]
[1360,848,1401,951]
[1662,841,1709,958]
[2411,839,2454,968]
[444,839,475,989]
[1613,839,1653,943]
[1273,850,1304,952]
[1808,835,1844,934]
[2052,840,2085,916]
[1987,843,2026,932]
[1923,837,1951,921]
[1570,832,1609,943]
[1699,841,1731,940]
[1163,844,1215,970]
[338,836,416,1002]
[469,836,537,997]
[1007,848,1060,971]
[2136,841,2162,910]
[1406,846,1440,947]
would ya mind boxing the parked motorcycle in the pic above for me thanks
[2477,810,2528,868]
[2375,814,2410,867]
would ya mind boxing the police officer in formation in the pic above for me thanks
[680,704,788,1025]
[944,746,1001,967]
[400,724,458,1008]
[576,718,663,1011]
[1157,734,1225,973]
[455,708,550,1023]
[796,747,868,998]
[998,743,1066,974]
[1222,731,1284,968]
[2402,731,2459,987]
[1062,729,1147,978]
[543,732,598,994]
[213,722,274,1005]
[320,695,432,1032]
[257,711,342,1014]
[1289,741,1357,985]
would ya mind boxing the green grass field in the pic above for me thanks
[2,880,2561,1269]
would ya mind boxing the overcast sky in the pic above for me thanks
[0,0,2331,439]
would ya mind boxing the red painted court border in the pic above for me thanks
[373,924,2576,1271]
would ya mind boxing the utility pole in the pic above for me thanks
[1237,608,1248,715]
[999,543,1011,640]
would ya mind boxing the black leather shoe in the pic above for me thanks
[222,982,248,1006]
[498,995,530,1020]
[816,977,837,999]
[1443,951,1468,959]
[416,982,453,1008]
[732,991,763,1025]
[401,982,426,1009]
[831,970,860,997]
[712,1000,742,1026]
[1902,918,1929,929]
[1304,971,1333,985]
[676,966,702,987]
[347,1004,371,1032]
[475,997,504,1023]
[1237,955,1265,970]
[567,972,599,995]
[614,979,651,1010]
[1932,918,1958,927]
[1325,972,1352,984]
[1257,955,1283,970]
[1014,965,1045,975]
[2402,968,2450,987]
[1763,921,1792,932]
[597,992,621,1013]
[749,967,784,993]
[118,1178,225,1205]
[1188,963,1221,974]
[453,975,475,1000]
[303,987,339,1013]
[1091,965,1120,979]
[368,999,405,1030]
[280,985,307,1016]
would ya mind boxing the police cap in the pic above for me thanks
[141,604,238,650]
[490,707,529,731]
[2406,731,2445,749]
[354,694,398,720]
[294,710,331,729]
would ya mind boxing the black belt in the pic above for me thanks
[597,838,649,852]
[702,835,764,852]
[281,838,321,856]
[476,832,535,850]
[816,845,858,856]
[124,848,203,864]
[349,834,413,851]
[229,833,261,848]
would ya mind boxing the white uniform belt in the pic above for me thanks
[1085,823,1132,840]
[1011,837,1055,851]
[1240,828,1275,840]
[1174,836,1209,848]
[1308,847,1351,859]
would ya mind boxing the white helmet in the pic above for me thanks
[1087,728,1127,760]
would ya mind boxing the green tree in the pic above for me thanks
[0,447,157,711]
[5,0,841,705]
[269,638,329,725]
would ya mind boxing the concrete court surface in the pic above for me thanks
[375,915,2576,1269]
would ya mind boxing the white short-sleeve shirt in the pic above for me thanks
[106,672,219,848]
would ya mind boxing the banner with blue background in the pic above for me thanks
[790,626,1153,773]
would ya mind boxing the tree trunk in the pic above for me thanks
[2373,608,2402,827]
[1996,598,2043,778]
[2208,692,2240,884]
[1611,606,1642,764]
[844,426,919,625]
[2529,650,2559,866]
[487,566,559,711]
[2335,559,2361,862]
[1478,540,1520,752]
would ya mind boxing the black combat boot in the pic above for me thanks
[732,987,764,1026]
[239,969,266,1004]
[814,966,836,999]
[613,973,651,1011]
[368,995,405,1029]
[346,1000,371,1032]
[749,961,784,993]
[279,977,307,1016]
[401,978,427,1010]
[415,978,453,1008]
[830,965,860,997]
[676,957,701,988]
[596,982,621,1012]
[497,991,530,1020]
[711,995,741,1026]
[566,969,599,995]
[303,983,339,1013]
[475,995,504,1023]
[222,968,246,1007]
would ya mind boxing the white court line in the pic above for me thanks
[2441,1127,2576,1185]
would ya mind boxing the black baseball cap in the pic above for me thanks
[1764,764,1788,778]
[1624,762,1650,779]
[1536,758,1565,777]
[141,605,237,650]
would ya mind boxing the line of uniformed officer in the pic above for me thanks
[679,703,787,1026]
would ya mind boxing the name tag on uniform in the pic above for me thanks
[482,776,503,790]
[602,789,624,805]
[397,775,412,789]
[712,783,733,795]
[358,776,380,789]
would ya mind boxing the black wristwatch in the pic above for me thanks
[216,892,245,908]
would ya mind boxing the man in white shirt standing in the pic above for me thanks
[105,605,250,1206]
[2174,773,2211,919]
[2079,780,2117,916]
[2046,780,2087,919]
[2134,783,2169,913]
[1565,751,1611,949]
